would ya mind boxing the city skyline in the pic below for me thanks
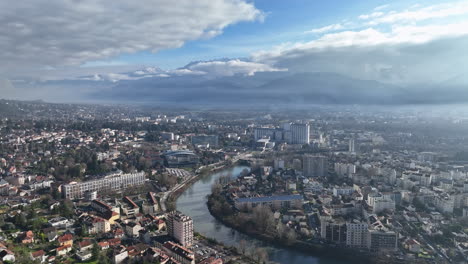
[2,1,468,263]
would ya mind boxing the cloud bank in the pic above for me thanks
[252,2,468,84]
[4,1,468,105]
[0,0,262,75]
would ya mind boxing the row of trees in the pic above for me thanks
[208,186,298,247]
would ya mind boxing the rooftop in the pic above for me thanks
[236,194,303,203]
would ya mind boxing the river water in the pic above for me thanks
[176,166,346,264]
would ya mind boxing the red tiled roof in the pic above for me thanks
[124,196,138,208]
[98,241,109,248]
[78,240,92,248]
[31,250,45,258]
[58,233,73,242]
[57,244,72,251]
[107,238,121,246]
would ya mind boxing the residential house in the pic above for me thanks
[20,230,34,244]
[57,233,73,247]
[30,250,47,263]
[56,245,72,256]
[0,249,15,263]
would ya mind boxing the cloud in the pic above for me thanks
[358,12,384,20]
[7,0,468,104]
[72,59,286,82]
[305,24,344,34]
[185,59,286,76]
[69,8,468,85]
[252,18,468,84]
[374,4,389,11]
[364,1,468,25]
[79,73,142,82]
[0,0,262,75]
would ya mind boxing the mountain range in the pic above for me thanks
[87,71,467,106]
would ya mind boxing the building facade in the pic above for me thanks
[234,194,303,210]
[62,171,145,199]
[346,222,369,248]
[191,135,219,147]
[303,155,328,177]
[290,123,310,144]
[167,211,194,247]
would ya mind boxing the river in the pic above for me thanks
[176,165,346,264]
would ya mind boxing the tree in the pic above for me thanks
[92,241,100,261]
[14,213,27,229]
[252,205,275,233]
[59,199,74,218]
[30,217,47,231]
[211,183,222,197]
[238,239,247,255]
[276,221,286,239]
[255,247,268,264]
[285,228,297,245]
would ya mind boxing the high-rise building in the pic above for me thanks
[334,163,356,178]
[349,139,355,152]
[254,128,276,141]
[167,211,194,247]
[303,155,328,177]
[283,131,292,143]
[274,159,285,170]
[346,222,369,249]
[290,123,310,144]
[321,218,346,244]
[282,122,292,131]
[368,230,398,252]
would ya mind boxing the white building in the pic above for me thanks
[167,211,194,247]
[367,193,383,207]
[333,186,355,197]
[434,195,454,214]
[88,217,111,234]
[290,123,310,144]
[334,163,356,178]
[349,139,355,152]
[254,128,276,141]
[62,171,145,200]
[274,159,285,170]
[373,199,395,214]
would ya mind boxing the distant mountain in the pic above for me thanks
[254,72,405,104]
[91,71,409,106]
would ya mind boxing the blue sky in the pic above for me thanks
[88,0,445,69]
[2,0,468,87]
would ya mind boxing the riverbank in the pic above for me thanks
[206,193,373,264]
[194,232,260,264]
[164,160,234,211]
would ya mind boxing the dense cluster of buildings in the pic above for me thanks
[0,102,242,264]
[3,100,468,263]
[254,122,310,145]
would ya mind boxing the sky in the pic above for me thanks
[1,0,468,101]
